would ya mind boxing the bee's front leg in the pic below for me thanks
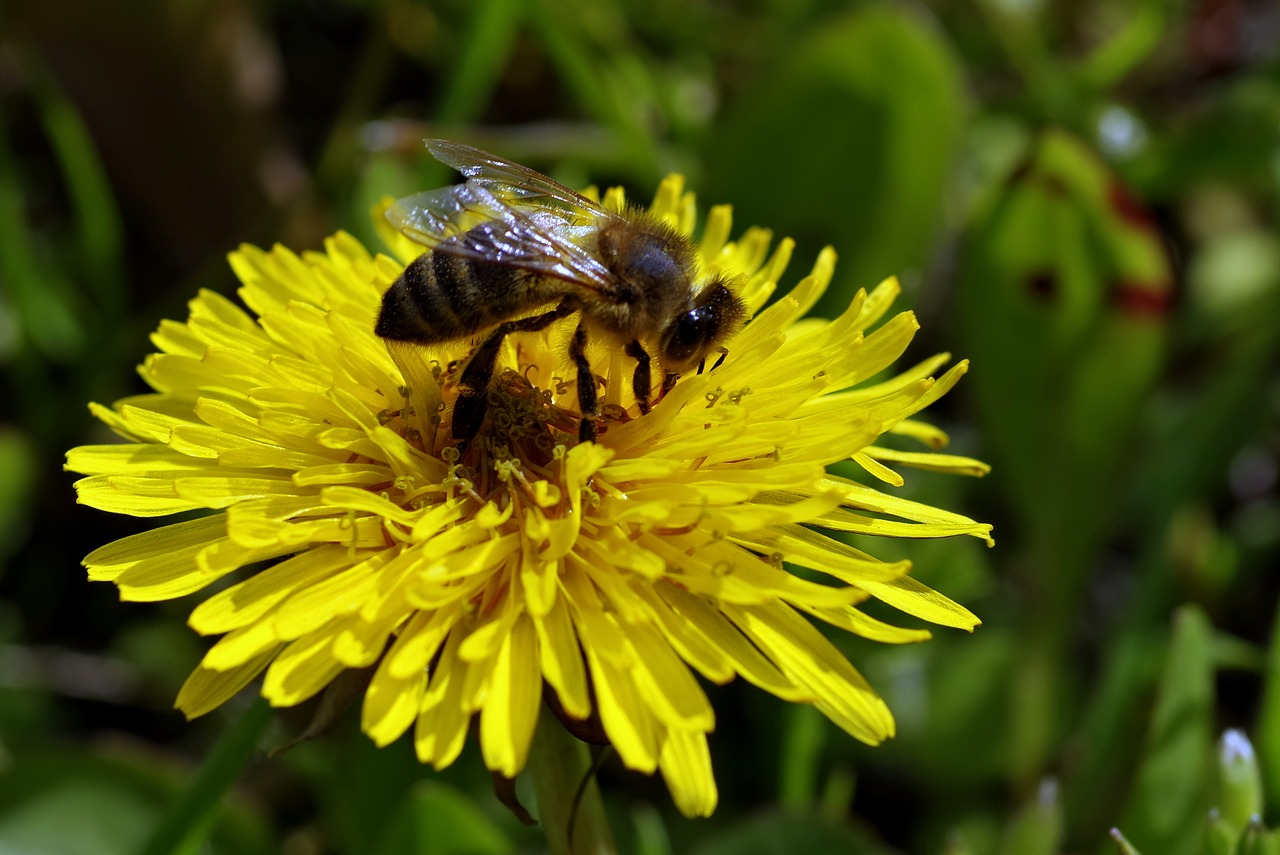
[625,339,652,415]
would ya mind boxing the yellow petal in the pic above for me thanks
[856,574,982,631]
[363,635,426,747]
[479,616,540,777]
[534,594,590,720]
[261,629,345,706]
[176,646,279,719]
[659,728,718,818]
[415,630,472,770]
[725,601,894,745]
[84,515,225,581]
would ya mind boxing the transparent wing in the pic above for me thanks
[388,179,618,294]
[425,139,609,217]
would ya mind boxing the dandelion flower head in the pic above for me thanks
[67,170,992,817]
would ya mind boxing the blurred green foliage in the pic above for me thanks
[2,0,1279,852]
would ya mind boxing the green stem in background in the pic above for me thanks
[435,0,526,127]
[137,698,273,855]
[29,56,125,314]
[1074,0,1168,92]
[527,0,658,180]
[527,711,616,855]
[778,703,825,811]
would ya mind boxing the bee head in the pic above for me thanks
[658,278,747,373]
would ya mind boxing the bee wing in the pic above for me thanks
[424,139,606,216]
[389,182,618,294]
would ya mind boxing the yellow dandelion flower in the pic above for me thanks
[66,170,991,818]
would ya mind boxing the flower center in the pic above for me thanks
[466,367,567,490]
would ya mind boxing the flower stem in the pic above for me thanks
[138,698,273,855]
[527,710,616,855]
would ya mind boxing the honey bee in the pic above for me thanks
[376,139,746,444]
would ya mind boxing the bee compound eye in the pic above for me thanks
[661,309,709,368]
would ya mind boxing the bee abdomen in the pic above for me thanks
[376,251,528,344]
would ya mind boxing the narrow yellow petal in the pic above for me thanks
[175,646,279,720]
[851,451,904,487]
[415,630,472,770]
[583,643,658,773]
[480,616,540,777]
[84,514,225,581]
[725,601,894,745]
[75,475,203,517]
[386,606,461,680]
[626,621,715,731]
[856,574,982,631]
[797,603,932,644]
[862,445,991,477]
[66,444,209,476]
[659,728,718,818]
[729,528,911,586]
[533,594,590,720]
[261,630,345,706]
[201,620,280,671]
[657,584,811,703]
[331,614,396,668]
[631,584,735,684]
[272,550,394,639]
[363,637,426,747]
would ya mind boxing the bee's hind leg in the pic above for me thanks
[625,340,652,416]
[453,300,575,441]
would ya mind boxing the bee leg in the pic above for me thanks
[570,321,599,443]
[710,347,728,371]
[453,300,576,440]
[660,372,679,397]
[624,339,652,415]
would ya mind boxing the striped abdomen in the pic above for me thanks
[375,250,546,344]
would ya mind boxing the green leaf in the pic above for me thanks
[1074,0,1170,92]
[1236,821,1280,855]
[630,803,673,855]
[30,60,125,308]
[704,4,964,310]
[527,0,659,178]
[1258,596,1280,818]
[0,747,271,855]
[1203,814,1238,855]
[689,812,897,855]
[958,129,1170,549]
[0,107,85,361]
[997,779,1063,855]
[373,782,515,855]
[435,0,526,126]
[1114,606,1215,855]
[0,430,37,571]
[138,699,274,855]
[956,131,1174,782]
[0,778,153,855]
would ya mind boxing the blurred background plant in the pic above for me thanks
[2,0,1279,852]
